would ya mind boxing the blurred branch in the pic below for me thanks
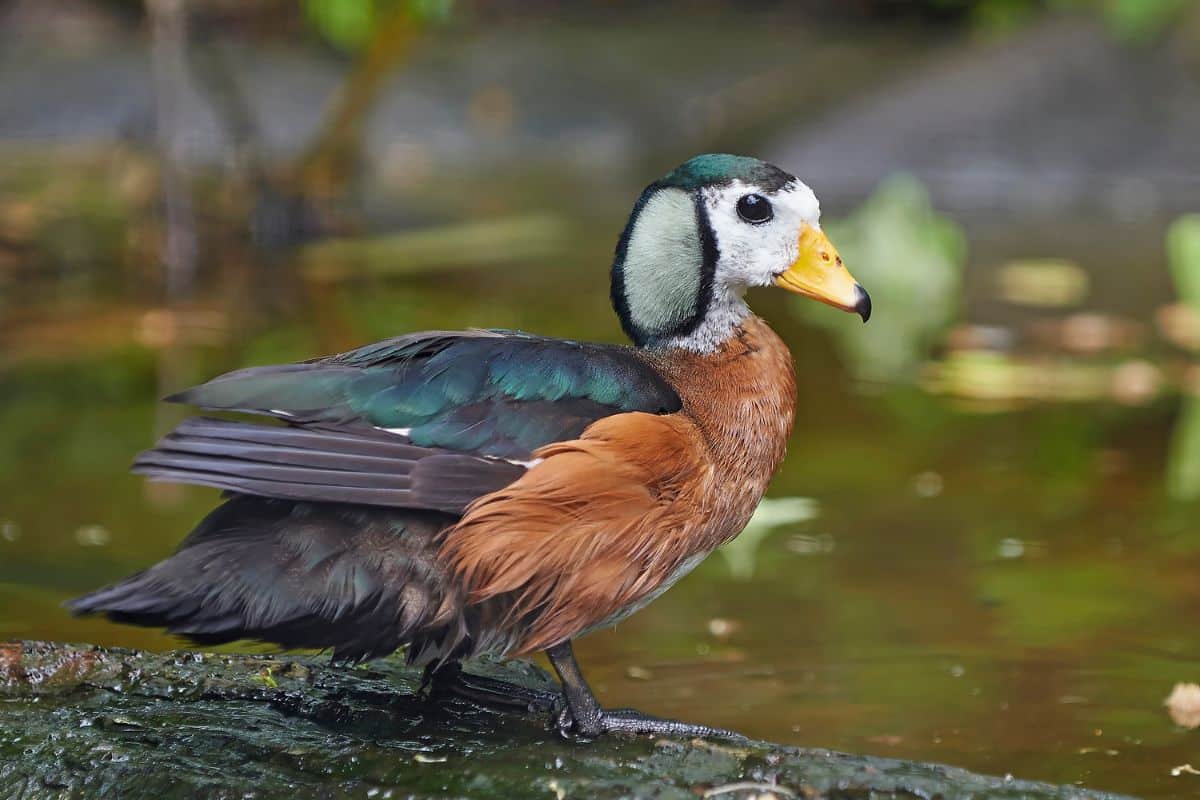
[187,26,268,186]
[147,0,202,443]
[293,4,421,196]
[299,213,570,280]
[147,0,197,300]
[181,3,431,253]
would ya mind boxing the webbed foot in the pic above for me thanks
[545,641,746,741]
[555,704,746,740]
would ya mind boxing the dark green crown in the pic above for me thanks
[656,154,794,193]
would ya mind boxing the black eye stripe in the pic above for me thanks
[736,193,773,224]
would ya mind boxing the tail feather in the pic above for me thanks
[163,416,431,460]
[129,416,522,513]
[130,417,420,508]
[68,495,464,663]
[146,429,411,474]
[135,450,413,490]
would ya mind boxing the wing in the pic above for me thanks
[133,330,682,514]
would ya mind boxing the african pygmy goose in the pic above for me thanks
[71,154,871,737]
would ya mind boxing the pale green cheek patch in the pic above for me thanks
[621,187,702,340]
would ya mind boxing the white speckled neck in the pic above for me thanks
[657,285,750,353]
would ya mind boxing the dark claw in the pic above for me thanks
[554,704,576,738]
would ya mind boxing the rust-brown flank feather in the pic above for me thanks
[442,315,796,654]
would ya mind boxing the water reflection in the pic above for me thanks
[720,496,819,580]
[2,170,1199,798]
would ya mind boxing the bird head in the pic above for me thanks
[611,154,870,351]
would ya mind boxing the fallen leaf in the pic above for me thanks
[1165,682,1200,728]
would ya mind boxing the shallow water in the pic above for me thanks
[2,169,1198,800]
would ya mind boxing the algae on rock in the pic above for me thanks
[0,641,1132,800]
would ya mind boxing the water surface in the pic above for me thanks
[1,163,1197,800]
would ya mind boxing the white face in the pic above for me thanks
[700,178,822,293]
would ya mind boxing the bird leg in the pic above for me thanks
[545,641,746,740]
[421,660,563,715]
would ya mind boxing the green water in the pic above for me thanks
[2,174,1199,800]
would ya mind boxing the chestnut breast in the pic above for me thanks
[645,314,797,549]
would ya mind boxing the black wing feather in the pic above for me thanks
[133,417,525,514]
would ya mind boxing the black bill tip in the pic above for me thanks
[854,284,872,323]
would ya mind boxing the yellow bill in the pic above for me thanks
[774,224,871,322]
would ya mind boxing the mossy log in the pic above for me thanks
[0,641,1130,800]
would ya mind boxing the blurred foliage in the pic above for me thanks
[1099,0,1198,39]
[0,149,155,312]
[1167,214,1200,312]
[1166,215,1200,502]
[302,0,454,50]
[993,259,1089,308]
[295,0,1200,45]
[1167,396,1200,501]
[797,175,966,384]
[938,0,1199,39]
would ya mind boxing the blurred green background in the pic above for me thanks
[3,1,1200,796]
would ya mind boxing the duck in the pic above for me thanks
[70,154,870,738]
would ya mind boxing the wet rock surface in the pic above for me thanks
[0,641,1132,799]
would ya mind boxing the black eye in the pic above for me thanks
[736,193,773,224]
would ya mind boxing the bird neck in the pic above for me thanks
[647,314,797,479]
